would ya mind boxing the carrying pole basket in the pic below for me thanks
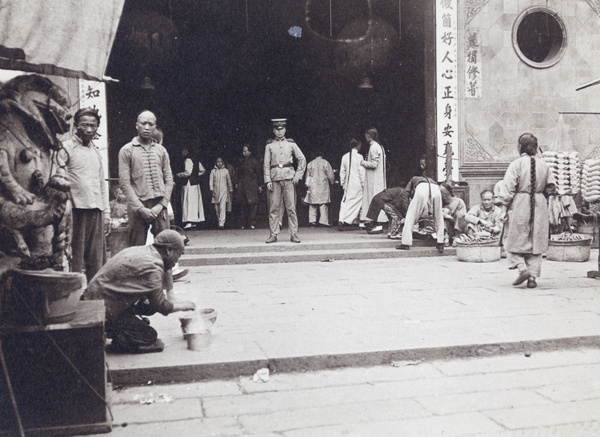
[455,240,501,263]
[546,235,592,262]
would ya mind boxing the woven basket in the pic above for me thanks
[576,222,599,249]
[546,236,592,262]
[456,243,501,263]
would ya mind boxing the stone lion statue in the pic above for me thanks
[0,74,72,270]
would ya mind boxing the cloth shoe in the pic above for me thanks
[338,222,344,232]
[512,270,531,286]
[320,223,331,227]
[367,225,383,234]
[396,244,410,250]
[265,235,277,244]
[106,339,164,354]
[250,225,255,229]
[527,277,537,288]
[388,234,402,240]
[290,234,301,243]
[308,222,317,228]
[436,242,444,253]
[183,223,193,229]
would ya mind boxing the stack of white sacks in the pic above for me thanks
[542,151,580,195]
[582,158,600,203]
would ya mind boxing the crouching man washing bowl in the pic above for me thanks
[83,229,196,353]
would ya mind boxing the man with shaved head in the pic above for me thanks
[118,110,174,247]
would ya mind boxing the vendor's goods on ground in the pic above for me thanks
[454,233,501,263]
[547,232,592,262]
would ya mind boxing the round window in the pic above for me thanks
[512,7,567,68]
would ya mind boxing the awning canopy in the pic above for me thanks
[0,0,125,81]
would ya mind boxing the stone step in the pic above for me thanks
[179,246,455,266]
[183,237,434,255]
[177,227,449,266]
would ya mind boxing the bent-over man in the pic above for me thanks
[83,230,195,353]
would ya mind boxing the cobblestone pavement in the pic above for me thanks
[88,348,600,436]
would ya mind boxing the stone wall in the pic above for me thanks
[459,0,600,206]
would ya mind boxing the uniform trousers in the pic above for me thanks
[269,179,298,236]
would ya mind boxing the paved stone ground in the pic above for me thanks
[87,348,600,436]
[90,228,600,435]
[106,252,600,384]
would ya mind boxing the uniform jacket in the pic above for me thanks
[263,137,306,183]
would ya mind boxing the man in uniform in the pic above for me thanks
[263,118,306,243]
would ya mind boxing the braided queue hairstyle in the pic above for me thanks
[518,133,539,227]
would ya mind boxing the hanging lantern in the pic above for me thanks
[121,11,180,71]
[337,18,397,77]
[304,0,398,83]
[140,76,155,90]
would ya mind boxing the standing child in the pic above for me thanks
[210,157,233,229]
[304,149,335,227]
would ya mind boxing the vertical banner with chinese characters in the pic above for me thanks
[465,30,482,99]
[436,0,459,181]
[78,80,109,191]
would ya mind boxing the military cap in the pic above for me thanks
[271,118,287,130]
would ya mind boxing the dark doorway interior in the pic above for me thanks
[106,0,430,225]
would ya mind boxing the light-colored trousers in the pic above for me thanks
[214,199,227,227]
[309,204,329,225]
[506,252,542,277]
[269,180,298,236]
[401,182,444,246]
